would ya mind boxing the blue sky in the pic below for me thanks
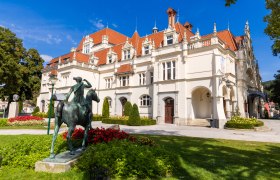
[0,0,278,81]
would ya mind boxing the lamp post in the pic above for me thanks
[47,75,58,135]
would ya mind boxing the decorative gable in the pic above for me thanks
[83,35,94,54]
[163,26,179,46]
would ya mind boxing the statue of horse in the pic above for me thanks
[50,89,100,158]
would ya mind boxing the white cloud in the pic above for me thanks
[89,18,105,30]
[112,23,118,28]
[40,54,53,63]
[66,35,77,45]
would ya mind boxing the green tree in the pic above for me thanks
[225,0,280,56]
[0,27,25,101]
[102,97,110,118]
[264,0,280,56]
[128,104,141,126]
[0,27,44,104]
[124,101,132,116]
[20,48,44,104]
[270,70,280,104]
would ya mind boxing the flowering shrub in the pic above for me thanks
[62,127,130,144]
[8,116,43,122]
[7,116,45,126]
[225,116,264,129]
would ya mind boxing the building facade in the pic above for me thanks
[37,8,264,128]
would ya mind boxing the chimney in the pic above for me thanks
[166,8,177,28]
[184,22,193,32]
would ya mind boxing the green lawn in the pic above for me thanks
[0,135,279,179]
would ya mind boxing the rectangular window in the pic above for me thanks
[119,76,129,87]
[144,46,149,55]
[167,35,173,45]
[108,55,112,63]
[150,72,153,84]
[167,62,171,80]
[84,44,90,54]
[139,73,146,85]
[105,78,112,88]
[163,63,165,80]
[124,50,131,60]
[162,61,176,80]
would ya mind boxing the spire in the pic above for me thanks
[176,9,180,23]
[152,20,158,34]
[227,21,230,31]
[213,22,217,36]
[106,22,109,28]
[245,20,249,31]
[135,17,138,32]
[196,28,200,36]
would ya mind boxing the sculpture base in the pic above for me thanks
[35,148,83,173]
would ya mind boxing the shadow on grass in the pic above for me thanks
[142,134,280,179]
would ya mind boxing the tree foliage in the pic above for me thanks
[0,27,44,104]
[270,70,280,103]
[264,0,280,56]
[102,97,110,118]
[123,101,132,116]
[225,0,280,56]
[128,104,141,126]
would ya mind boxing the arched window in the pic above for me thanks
[140,95,152,106]
[106,97,112,107]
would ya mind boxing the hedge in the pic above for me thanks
[225,116,264,129]
[102,116,156,126]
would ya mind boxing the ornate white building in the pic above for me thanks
[37,8,264,128]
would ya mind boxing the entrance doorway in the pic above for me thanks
[165,98,174,124]
[119,97,127,116]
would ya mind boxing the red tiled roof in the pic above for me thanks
[116,64,133,74]
[48,52,90,65]
[50,70,57,76]
[201,30,238,51]
[76,28,128,51]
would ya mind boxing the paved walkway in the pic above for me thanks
[0,119,279,143]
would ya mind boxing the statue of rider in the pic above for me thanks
[58,77,92,117]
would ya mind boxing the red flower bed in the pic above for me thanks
[8,116,44,123]
[62,127,131,144]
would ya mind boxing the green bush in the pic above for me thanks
[76,140,175,178]
[18,101,23,113]
[32,106,40,116]
[0,118,8,127]
[128,104,141,126]
[102,98,110,118]
[123,101,132,116]
[92,114,104,121]
[225,116,264,129]
[32,112,48,118]
[0,136,67,169]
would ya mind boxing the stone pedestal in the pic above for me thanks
[35,148,83,173]
[8,102,19,118]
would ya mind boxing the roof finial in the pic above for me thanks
[196,28,200,36]
[227,20,230,31]
[135,17,138,32]
[245,20,249,31]
[106,22,109,28]
[213,22,217,35]
[176,9,180,23]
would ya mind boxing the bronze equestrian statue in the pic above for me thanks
[50,77,100,159]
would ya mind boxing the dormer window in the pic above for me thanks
[84,44,90,54]
[108,55,113,63]
[167,35,173,45]
[82,35,93,54]
[144,46,150,55]
[124,49,131,60]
